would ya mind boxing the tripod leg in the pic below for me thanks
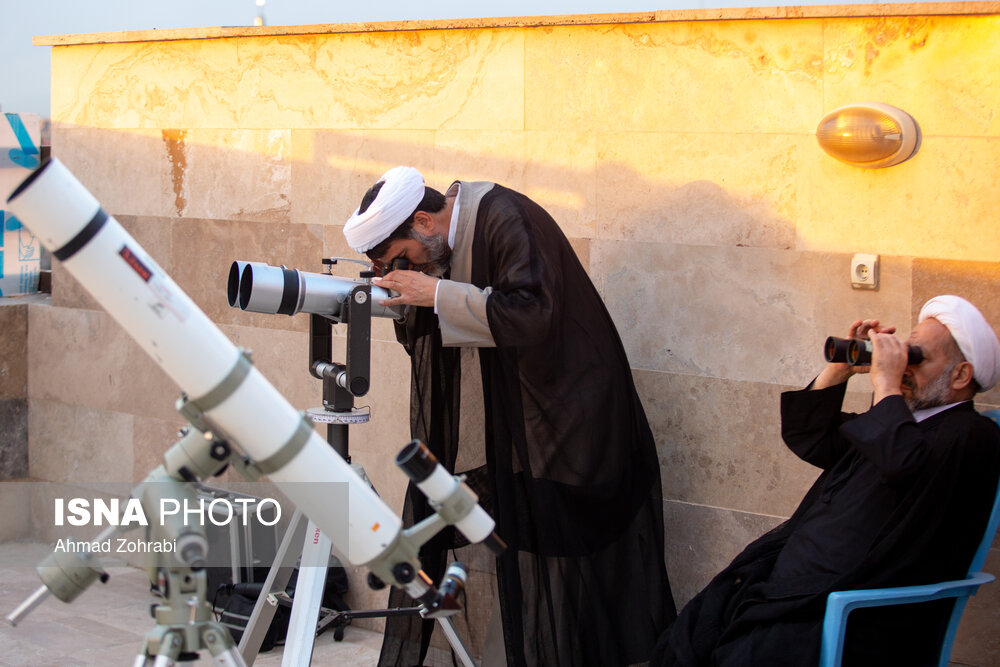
[151,631,183,667]
[132,646,155,667]
[437,616,478,667]
[280,519,333,667]
[239,509,309,664]
[203,622,251,667]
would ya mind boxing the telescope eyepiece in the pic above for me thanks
[396,439,438,483]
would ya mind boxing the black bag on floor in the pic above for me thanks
[217,591,290,653]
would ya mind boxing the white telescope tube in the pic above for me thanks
[419,467,496,544]
[396,440,499,546]
[6,159,402,567]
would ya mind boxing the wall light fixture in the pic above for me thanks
[816,102,919,168]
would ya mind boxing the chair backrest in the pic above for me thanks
[934,409,1000,666]
[970,409,1000,574]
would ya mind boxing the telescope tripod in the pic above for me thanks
[134,565,247,667]
[7,410,250,667]
[239,307,476,666]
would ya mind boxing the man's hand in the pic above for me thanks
[812,318,898,390]
[373,270,440,308]
[868,331,907,404]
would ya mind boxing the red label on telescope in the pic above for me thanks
[119,245,153,282]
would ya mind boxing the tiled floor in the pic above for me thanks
[0,541,383,666]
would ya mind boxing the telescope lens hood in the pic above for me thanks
[227,262,241,308]
[239,264,300,315]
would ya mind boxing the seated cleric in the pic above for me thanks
[653,295,1000,667]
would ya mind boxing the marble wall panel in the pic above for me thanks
[522,131,597,240]
[170,217,320,332]
[51,215,174,312]
[292,129,435,227]
[593,241,912,385]
[797,137,1000,261]
[238,31,524,131]
[663,499,784,608]
[175,129,292,222]
[595,132,803,248]
[0,303,27,400]
[132,414,188,484]
[430,131,528,192]
[524,21,824,134]
[218,323,314,411]
[51,126,173,217]
[28,399,133,483]
[50,40,241,129]
[0,481,31,541]
[294,129,597,240]
[0,399,28,480]
[821,15,1000,138]
[28,305,127,412]
[27,305,179,423]
[913,258,1000,406]
[636,369,827,516]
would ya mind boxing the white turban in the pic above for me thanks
[343,166,425,253]
[919,295,1000,392]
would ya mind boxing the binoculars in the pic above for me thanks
[824,336,924,366]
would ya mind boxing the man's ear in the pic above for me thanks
[952,361,975,392]
[412,211,435,235]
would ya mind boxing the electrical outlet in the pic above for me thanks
[851,253,879,290]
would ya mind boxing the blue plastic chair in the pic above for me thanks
[818,409,1000,667]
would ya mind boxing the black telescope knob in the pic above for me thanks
[360,270,376,279]
[393,562,416,584]
[322,258,336,265]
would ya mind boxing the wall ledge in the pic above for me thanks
[33,2,1000,47]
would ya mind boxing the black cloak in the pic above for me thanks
[653,383,1000,667]
[378,184,676,666]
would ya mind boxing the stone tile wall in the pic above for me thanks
[0,298,31,483]
[14,6,1000,664]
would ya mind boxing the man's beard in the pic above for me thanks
[411,230,451,277]
[904,365,955,412]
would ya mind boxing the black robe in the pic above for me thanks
[379,184,676,666]
[653,383,1000,667]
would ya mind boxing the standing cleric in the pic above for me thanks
[342,166,676,666]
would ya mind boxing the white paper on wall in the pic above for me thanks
[0,112,42,297]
